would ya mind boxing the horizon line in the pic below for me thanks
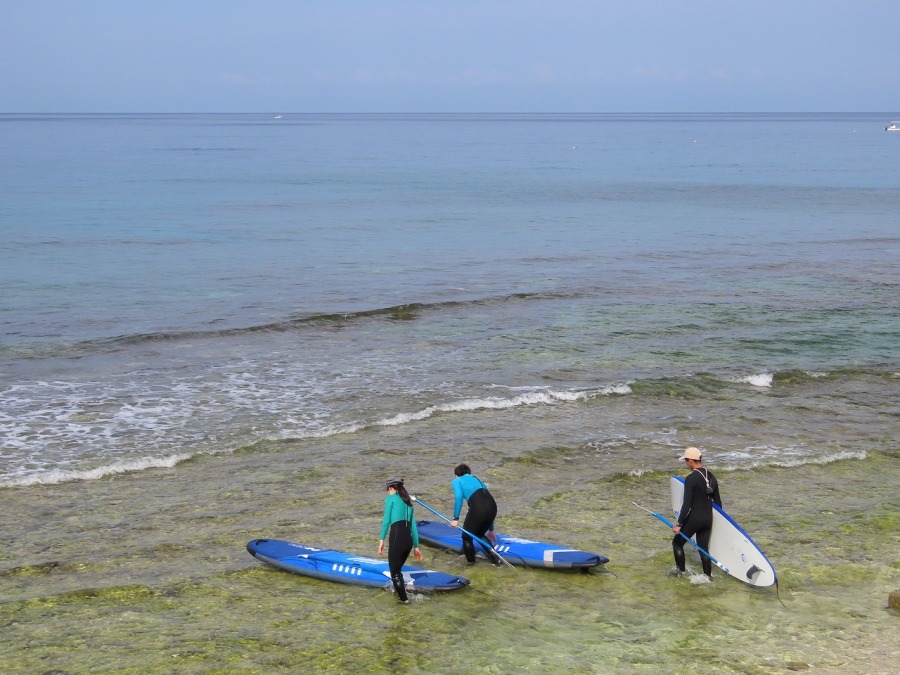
[2,110,897,116]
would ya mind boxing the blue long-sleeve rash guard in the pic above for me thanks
[452,474,494,529]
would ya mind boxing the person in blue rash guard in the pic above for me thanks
[378,477,423,603]
[450,463,500,565]
[672,447,722,578]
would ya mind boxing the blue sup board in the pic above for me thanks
[416,520,608,569]
[670,476,777,587]
[247,539,470,592]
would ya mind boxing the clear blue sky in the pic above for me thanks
[3,0,897,113]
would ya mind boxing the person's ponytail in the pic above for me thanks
[396,483,412,506]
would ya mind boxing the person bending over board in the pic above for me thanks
[378,477,423,604]
[450,463,500,565]
[672,447,722,578]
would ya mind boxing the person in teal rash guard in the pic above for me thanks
[450,463,500,565]
[378,477,423,603]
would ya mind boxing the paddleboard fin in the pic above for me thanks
[746,564,762,579]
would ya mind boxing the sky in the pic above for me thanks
[2,0,898,113]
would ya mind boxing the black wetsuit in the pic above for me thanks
[452,474,498,564]
[381,493,419,602]
[673,467,722,576]
[386,521,413,601]
[462,489,498,563]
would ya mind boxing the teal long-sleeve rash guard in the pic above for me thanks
[380,492,419,546]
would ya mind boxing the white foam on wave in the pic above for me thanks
[1,375,626,486]
[768,449,868,468]
[732,372,773,388]
[286,422,367,439]
[272,385,628,440]
[375,385,630,428]
[376,391,567,427]
[485,383,633,397]
[0,453,191,488]
[716,448,868,471]
[716,443,805,463]
[594,383,634,396]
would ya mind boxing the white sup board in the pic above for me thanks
[671,475,776,587]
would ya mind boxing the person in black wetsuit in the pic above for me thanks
[449,463,500,565]
[672,447,722,578]
[378,477,423,603]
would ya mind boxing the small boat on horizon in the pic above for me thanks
[886,121,900,131]
[273,114,283,119]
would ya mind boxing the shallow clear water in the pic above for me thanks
[0,436,896,673]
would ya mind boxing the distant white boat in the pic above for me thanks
[273,114,283,119]
[886,121,900,131]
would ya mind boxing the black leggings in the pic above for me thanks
[387,521,413,601]
[672,520,713,576]
[462,488,498,563]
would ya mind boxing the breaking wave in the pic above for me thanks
[1,454,191,488]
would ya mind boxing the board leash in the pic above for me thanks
[411,496,516,570]
[632,502,731,575]
[774,578,787,608]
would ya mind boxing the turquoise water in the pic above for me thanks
[0,113,898,672]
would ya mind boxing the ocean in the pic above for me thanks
[0,112,898,673]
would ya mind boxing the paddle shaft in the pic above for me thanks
[411,497,515,569]
[632,502,730,574]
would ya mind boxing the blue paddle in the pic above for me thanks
[411,496,516,570]
[632,502,730,575]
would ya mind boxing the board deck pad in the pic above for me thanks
[670,476,777,586]
[416,520,608,569]
[247,539,469,591]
